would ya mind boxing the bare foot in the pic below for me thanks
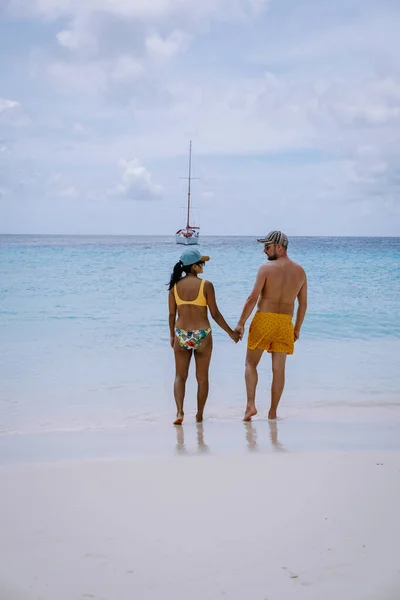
[173,413,184,425]
[268,410,277,420]
[196,413,203,423]
[243,406,257,421]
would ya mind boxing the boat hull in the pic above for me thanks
[175,232,199,245]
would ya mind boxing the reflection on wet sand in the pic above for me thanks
[244,422,259,452]
[174,423,210,455]
[175,424,187,455]
[268,420,286,452]
[196,423,210,454]
[244,420,287,453]
[174,420,286,456]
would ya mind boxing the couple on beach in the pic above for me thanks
[167,231,308,425]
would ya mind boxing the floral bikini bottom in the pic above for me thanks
[175,327,212,350]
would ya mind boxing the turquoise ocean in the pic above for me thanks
[1,235,399,462]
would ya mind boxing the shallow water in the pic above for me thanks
[1,235,399,444]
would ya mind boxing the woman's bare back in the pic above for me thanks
[174,277,210,330]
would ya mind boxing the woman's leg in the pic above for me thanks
[173,338,192,424]
[194,333,213,422]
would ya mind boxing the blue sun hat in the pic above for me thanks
[180,249,210,266]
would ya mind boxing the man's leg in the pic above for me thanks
[243,347,264,421]
[173,340,192,424]
[194,333,212,422]
[269,352,287,419]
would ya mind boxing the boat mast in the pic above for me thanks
[186,140,192,228]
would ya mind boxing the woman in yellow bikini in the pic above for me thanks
[168,249,239,425]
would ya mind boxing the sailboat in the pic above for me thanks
[175,141,200,245]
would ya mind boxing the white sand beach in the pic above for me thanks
[1,452,400,600]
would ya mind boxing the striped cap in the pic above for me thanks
[257,230,288,248]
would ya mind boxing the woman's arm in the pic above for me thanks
[205,281,239,342]
[168,290,177,348]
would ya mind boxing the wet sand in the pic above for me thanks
[1,409,400,465]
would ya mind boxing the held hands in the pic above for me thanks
[234,324,245,341]
[294,329,300,342]
[170,334,175,348]
[229,329,240,343]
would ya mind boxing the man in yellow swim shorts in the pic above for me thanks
[235,231,307,420]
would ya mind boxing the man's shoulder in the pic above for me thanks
[258,262,272,274]
[289,259,306,273]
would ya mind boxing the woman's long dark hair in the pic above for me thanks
[167,260,203,290]
[168,261,189,290]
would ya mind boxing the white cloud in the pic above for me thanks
[0,141,11,154]
[56,21,98,52]
[72,122,86,134]
[318,77,400,127]
[7,0,267,22]
[48,61,108,95]
[47,173,80,199]
[57,186,80,198]
[145,30,189,61]
[0,98,28,126]
[110,158,163,200]
[109,71,400,159]
[111,55,143,82]
[7,0,268,66]
[47,54,146,94]
[0,98,20,113]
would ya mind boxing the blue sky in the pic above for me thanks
[1,0,399,235]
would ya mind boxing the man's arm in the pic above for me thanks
[294,274,307,341]
[168,290,177,348]
[235,266,268,338]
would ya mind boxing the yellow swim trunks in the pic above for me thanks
[248,311,294,354]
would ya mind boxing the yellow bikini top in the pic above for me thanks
[173,279,207,307]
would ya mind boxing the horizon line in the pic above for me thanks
[1,233,399,238]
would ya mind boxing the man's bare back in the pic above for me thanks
[257,257,306,317]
